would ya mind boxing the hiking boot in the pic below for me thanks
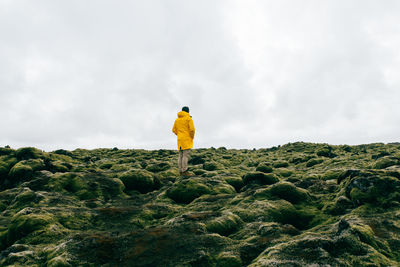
[181,171,192,177]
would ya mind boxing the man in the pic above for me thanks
[172,106,195,176]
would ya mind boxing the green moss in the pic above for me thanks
[0,147,14,156]
[99,162,114,169]
[6,210,56,248]
[58,211,92,230]
[118,169,159,193]
[47,255,72,267]
[215,252,242,267]
[193,169,206,175]
[273,161,289,168]
[206,212,242,236]
[146,162,170,172]
[374,157,398,169]
[269,182,310,204]
[233,199,313,229]
[274,168,293,178]
[316,146,336,158]
[306,158,324,167]
[110,164,131,172]
[256,163,273,173]
[16,147,43,160]
[351,224,377,249]
[8,159,45,181]
[166,179,211,204]
[11,188,43,209]
[349,187,379,204]
[224,176,244,191]
[242,172,279,185]
[0,155,18,176]
[0,202,7,212]
[203,162,217,171]
[56,173,86,193]
[325,196,353,215]
[322,170,342,180]
[8,162,34,180]
[50,161,70,172]
[214,183,236,194]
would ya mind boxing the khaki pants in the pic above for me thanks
[178,149,190,173]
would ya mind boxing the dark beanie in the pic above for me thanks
[182,106,189,113]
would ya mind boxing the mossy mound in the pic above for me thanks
[273,161,289,168]
[255,162,273,173]
[268,182,311,204]
[15,147,44,160]
[306,158,324,167]
[215,252,242,267]
[206,212,242,236]
[223,176,244,191]
[374,157,399,169]
[203,162,218,171]
[118,169,159,193]
[5,209,56,249]
[0,155,18,176]
[146,162,170,173]
[166,179,212,204]
[242,172,279,185]
[316,146,337,158]
[344,174,400,206]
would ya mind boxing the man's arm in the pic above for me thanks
[172,120,177,135]
[189,118,195,139]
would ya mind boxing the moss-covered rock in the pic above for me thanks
[167,179,211,204]
[5,209,56,248]
[0,147,14,156]
[146,162,170,173]
[0,155,18,176]
[213,183,236,194]
[242,172,279,185]
[255,163,273,173]
[188,155,205,165]
[206,212,242,236]
[268,182,310,204]
[224,176,244,192]
[345,175,400,206]
[306,158,324,167]
[49,161,71,172]
[374,157,398,169]
[118,169,159,193]
[8,159,45,181]
[203,162,218,171]
[16,147,44,160]
[274,168,293,178]
[273,161,289,168]
[316,146,337,158]
[8,162,34,181]
[10,188,44,210]
[215,252,242,267]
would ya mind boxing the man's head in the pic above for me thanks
[182,106,189,113]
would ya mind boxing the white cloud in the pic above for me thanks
[1,0,400,150]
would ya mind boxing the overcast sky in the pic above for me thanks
[1,0,399,151]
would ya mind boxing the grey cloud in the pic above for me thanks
[1,0,399,150]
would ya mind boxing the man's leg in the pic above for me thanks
[182,149,190,173]
[178,149,183,173]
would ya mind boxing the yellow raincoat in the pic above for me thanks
[172,111,195,150]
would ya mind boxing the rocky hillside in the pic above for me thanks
[1,142,400,266]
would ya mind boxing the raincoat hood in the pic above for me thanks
[177,111,190,118]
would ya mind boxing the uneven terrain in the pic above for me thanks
[1,142,400,266]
